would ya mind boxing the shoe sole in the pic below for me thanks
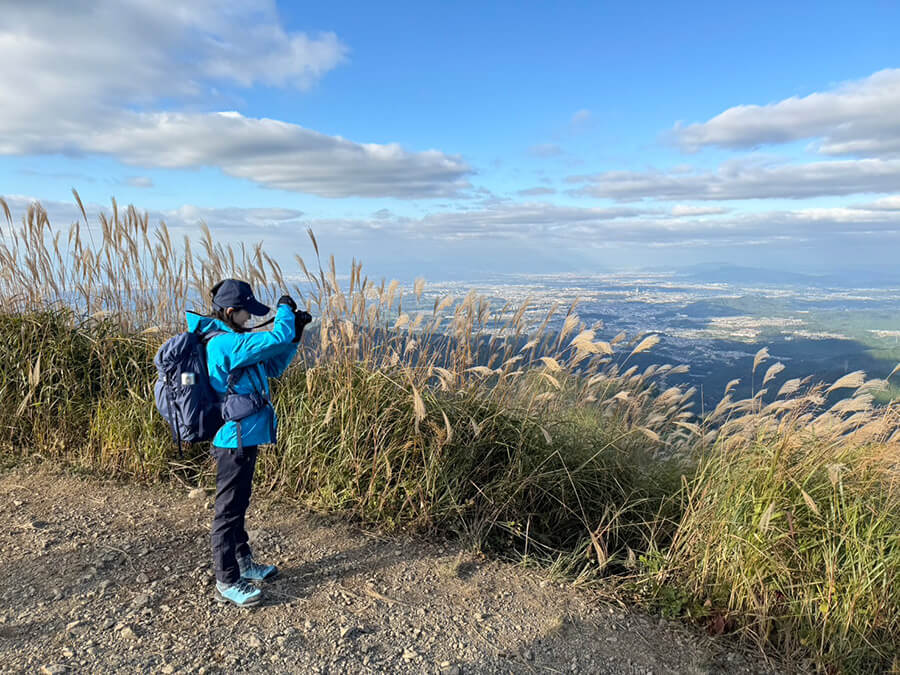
[214,588,262,607]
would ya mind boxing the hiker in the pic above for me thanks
[185,278,311,607]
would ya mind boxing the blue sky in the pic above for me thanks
[2,1,900,279]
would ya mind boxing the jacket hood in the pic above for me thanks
[185,310,232,335]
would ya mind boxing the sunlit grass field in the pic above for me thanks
[1,194,897,673]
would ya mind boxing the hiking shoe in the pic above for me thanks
[214,579,262,607]
[239,556,278,582]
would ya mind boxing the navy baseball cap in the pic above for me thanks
[210,279,270,316]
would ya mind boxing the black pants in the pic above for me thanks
[211,445,258,584]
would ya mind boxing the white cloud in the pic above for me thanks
[126,176,154,188]
[164,204,307,232]
[854,195,900,211]
[4,195,900,264]
[670,205,730,217]
[410,203,648,239]
[517,187,557,196]
[672,68,900,158]
[571,109,591,127]
[289,201,900,250]
[0,1,471,199]
[73,111,469,198]
[0,1,346,126]
[0,194,306,236]
[569,157,900,201]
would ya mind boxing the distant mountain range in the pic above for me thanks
[676,263,900,287]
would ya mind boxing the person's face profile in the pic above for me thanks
[226,307,251,326]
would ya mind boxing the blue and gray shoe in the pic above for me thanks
[214,579,262,607]
[239,555,278,582]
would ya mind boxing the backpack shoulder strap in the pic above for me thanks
[201,329,227,343]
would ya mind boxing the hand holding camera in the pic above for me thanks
[293,309,312,342]
[277,294,297,310]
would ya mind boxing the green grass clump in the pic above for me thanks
[0,307,151,459]
[655,409,899,673]
[90,393,174,477]
[264,360,681,567]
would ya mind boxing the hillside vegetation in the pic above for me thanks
[1,195,897,673]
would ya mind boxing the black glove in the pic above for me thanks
[277,294,297,310]
[292,310,312,343]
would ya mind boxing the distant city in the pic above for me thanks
[396,264,900,411]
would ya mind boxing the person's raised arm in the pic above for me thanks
[227,300,296,369]
[262,342,298,378]
[260,310,311,378]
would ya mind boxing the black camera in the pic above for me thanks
[292,309,312,343]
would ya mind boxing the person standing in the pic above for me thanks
[184,278,311,607]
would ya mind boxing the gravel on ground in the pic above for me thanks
[0,466,781,674]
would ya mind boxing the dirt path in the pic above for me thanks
[0,466,779,674]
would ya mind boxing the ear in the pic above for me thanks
[225,307,233,318]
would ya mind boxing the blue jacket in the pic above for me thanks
[185,304,298,449]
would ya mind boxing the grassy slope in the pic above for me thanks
[1,309,897,673]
